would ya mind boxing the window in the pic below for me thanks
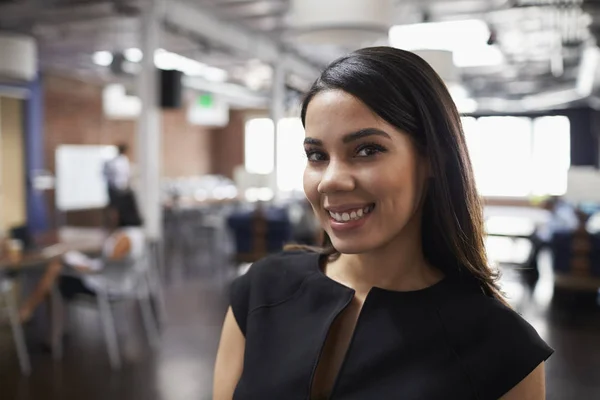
[244,117,306,193]
[461,115,570,197]
[244,118,274,175]
[276,118,306,193]
[244,115,570,198]
[531,116,570,196]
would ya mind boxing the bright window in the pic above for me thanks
[276,118,306,192]
[461,115,570,197]
[245,115,570,198]
[244,117,307,193]
[244,118,274,175]
[531,116,570,196]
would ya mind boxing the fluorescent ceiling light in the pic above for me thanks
[124,47,143,63]
[92,50,113,66]
[154,49,228,82]
[93,48,228,82]
[389,19,504,68]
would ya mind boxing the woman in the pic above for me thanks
[214,47,553,400]
[60,191,145,299]
[17,192,144,321]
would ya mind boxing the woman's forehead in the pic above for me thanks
[305,91,383,132]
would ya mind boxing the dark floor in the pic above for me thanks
[1,251,600,400]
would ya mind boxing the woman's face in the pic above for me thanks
[303,90,430,254]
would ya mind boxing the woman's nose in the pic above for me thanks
[317,161,355,194]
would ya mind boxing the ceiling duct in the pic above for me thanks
[288,0,394,46]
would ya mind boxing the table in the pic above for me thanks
[0,228,105,359]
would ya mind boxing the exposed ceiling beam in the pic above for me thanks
[216,0,287,14]
[217,0,285,7]
[0,1,118,28]
[164,0,321,81]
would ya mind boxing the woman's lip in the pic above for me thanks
[325,203,374,213]
[327,206,374,232]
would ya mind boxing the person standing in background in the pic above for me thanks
[103,143,132,228]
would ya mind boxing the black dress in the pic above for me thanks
[230,251,553,400]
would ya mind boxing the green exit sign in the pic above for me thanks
[197,93,213,108]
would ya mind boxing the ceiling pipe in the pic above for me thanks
[164,1,321,82]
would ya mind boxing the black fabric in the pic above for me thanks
[59,276,95,300]
[230,251,554,400]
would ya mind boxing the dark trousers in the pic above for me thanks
[59,276,95,300]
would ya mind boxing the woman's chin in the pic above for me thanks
[329,238,376,255]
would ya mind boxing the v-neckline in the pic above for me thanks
[307,252,451,399]
[308,291,370,400]
[307,253,367,399]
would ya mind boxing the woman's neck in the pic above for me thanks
[326,217,443,295]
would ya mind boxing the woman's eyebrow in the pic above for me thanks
[304,137,322,146]
[303,128,391,146]
[342,128,391,144]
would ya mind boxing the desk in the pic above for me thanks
[0,228,105,359]
[0,246,64,273]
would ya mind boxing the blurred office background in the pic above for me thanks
[0,0,600,399]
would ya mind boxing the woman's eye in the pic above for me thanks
[306,150,327,162]
[356,144,385,157]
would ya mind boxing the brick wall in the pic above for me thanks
[43,74,247,227]
[211,108,246,179]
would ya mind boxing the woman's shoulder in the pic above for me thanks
[438,281,553,399]
[239,250,320,288]
[229,250,321,335]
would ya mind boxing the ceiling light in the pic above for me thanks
[124,47,143,63]
[203,67,228,83]
[92,50,113,66]
[389,19,505,68]
[94,48,228,82]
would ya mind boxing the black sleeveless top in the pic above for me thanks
[230,251,553,400]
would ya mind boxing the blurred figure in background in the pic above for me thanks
[60,191,144,299]
[17,192,144,323]
[290,198,320,246]
[103,143,132,228]
[526,195,579,286]
[537,196,579,243]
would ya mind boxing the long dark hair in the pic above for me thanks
[298,46,503,301]
[116,190,143,228]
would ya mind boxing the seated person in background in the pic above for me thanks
[526,196,579,285]
[536,195,579,243]
[18,259,62,323]
[17,193,144,322]
[291,199,321,246]
[60,192,145,299]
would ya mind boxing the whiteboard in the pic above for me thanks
[55,145,118,211]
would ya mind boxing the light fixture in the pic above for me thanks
[92,50,113,66]
[389,19,504,68]
[289,0,393,45]
[154,49,228,82]
[124,47,143,63]
[94,48,228,82]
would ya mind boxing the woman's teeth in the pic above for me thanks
[328,204,374,223]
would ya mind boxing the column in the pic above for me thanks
[270,56,286,198]
[137,0,163,241]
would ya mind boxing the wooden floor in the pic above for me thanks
[1,251,599,400]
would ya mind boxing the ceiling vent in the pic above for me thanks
[288,0,393,46]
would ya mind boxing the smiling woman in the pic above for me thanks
[213,47,553,400]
